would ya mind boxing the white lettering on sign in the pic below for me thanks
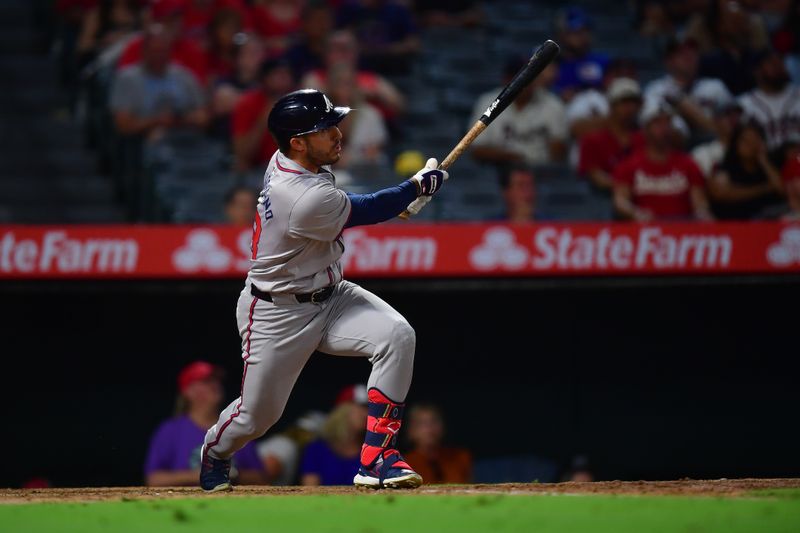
[341,229,436,271]
[531,226,732,270]
[0,231,138,274]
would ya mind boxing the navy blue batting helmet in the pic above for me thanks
[268,89,351,148]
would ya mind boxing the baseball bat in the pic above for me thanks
[399,39,561,219]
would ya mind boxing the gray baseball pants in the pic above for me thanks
[204,280,415,460]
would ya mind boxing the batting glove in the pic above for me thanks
[409,158,448,196]
[405,195,431,216]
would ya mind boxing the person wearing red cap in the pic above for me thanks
[144,361,266,486]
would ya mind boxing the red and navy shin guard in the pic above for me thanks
[360,388,412,469]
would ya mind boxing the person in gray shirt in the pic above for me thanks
[110,24,208,141]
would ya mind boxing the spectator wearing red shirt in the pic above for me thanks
[301,30,405,120]
[232,57,295,173]
[117,0,209,84]
[205,7,245,82]
[578,77,644,191]
[250,0,303,54]
[613,102,713,221]
[180,0,250,46]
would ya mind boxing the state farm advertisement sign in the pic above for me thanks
[0,222,799,279]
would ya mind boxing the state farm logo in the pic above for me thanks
[469,227,528,270]
[172,229,233,272]
[0,230,138,273]
[341,229,436,271]
[468,226,734,271]
[766,226,800,266]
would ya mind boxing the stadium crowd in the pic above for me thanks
[50,0,800,222]
[143,363,477,486]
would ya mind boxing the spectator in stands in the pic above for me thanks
[144,361,266,486]
[180,0,250,46]
[494,165,537,223]
[336,0,421,75]
[695,0,768,95]
[738,50,800,155]
[635,0,680,42]
[692,98,743,179]
[327,65,389,170]
[644,38,730,135]
[772,0,800,84]
[223,185,257,224]
[117,0,209,85]
[258,411,326,485]
[232,56,295,173]
[300,401,368,486]
[301,30,405,120]
[76,0,143,69]
[613,102,714,221]
[553,6,609,101]
[415,0,484,28]
[562,455,594,482]
[250,0,303,54]
[285,1,334,79]
[708,120,785,219]
[685,0,769,54]
[205,7,245,83]
[566,58,639,144]
[211,34,265,138]
[578,78,645,191]
[782,142,800,219]
[404,404,472,484]
[109,25,209,142]
[54,0,98,92]
[471,56,567,167]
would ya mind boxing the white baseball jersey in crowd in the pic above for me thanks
[471,87,567,165]
[738,85,800,150]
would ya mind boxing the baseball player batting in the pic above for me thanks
[200,89,447,492]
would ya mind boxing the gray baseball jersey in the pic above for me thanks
[204,150,416,462]
[248,150,351,294]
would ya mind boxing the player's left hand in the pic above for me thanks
[409,158,448,196]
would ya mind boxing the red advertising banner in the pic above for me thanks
[0,222,799,279]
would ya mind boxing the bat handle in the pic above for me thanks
[398,121,487,219]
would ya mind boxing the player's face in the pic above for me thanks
[302,126,343,167]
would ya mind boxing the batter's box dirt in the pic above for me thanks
[2,478,799,504]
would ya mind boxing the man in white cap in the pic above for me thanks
[613,102,714,221]
[578,77,644,191]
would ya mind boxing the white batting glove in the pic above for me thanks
[409,157,448,196]
[405,195,432,216]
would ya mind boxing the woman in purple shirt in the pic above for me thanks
[144,361,267,486]
[300,400,368,486]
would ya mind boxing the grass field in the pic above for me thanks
[2,481,799,533]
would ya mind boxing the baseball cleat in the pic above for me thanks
[199,444,233,492]
[353,450,423,490]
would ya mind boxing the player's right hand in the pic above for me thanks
[409,158,448,196]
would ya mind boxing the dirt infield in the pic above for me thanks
[2,478,799,504]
